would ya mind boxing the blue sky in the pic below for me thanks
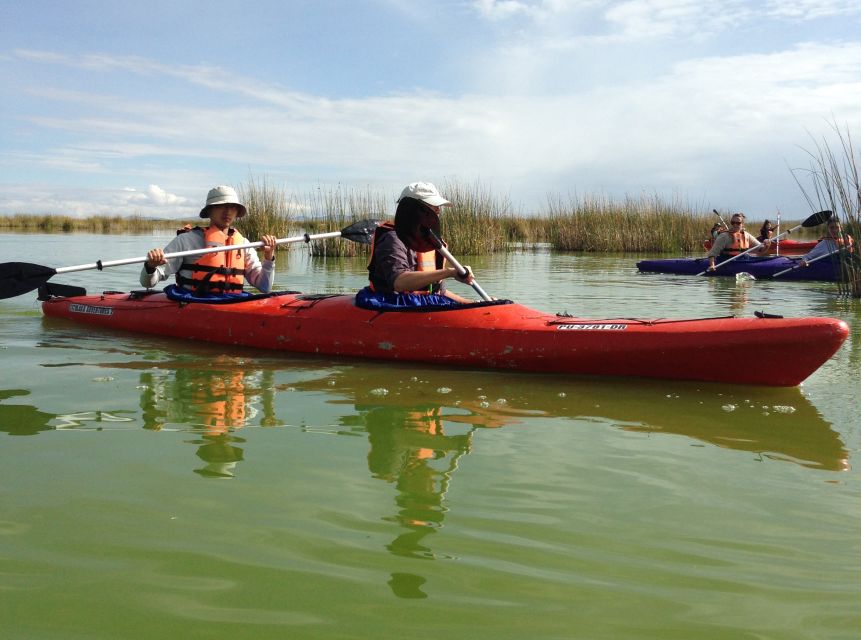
[2,0,861,219]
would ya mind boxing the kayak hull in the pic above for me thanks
[41,291,848,387]
[637,255,840,281]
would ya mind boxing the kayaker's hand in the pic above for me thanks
[800,259,809,268]
[260,235,277,261]
[455,266,474,285]
[145,249,166,271]
[707,263,716,272]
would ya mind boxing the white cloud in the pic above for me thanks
[5,39,861,215]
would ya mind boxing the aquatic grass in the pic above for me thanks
[0,214,191,233]
[236,176,294,247]
[792,121,861,297]
[301,186,387,257]
[545,193,706,253]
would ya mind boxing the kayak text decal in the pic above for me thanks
[69,303,114,317]
[556,324,627,331]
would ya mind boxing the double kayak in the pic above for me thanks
[40,287,848,387]
[702,239,817,256]
[637,255,840,281]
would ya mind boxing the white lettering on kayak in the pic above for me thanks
[556,324,627,331]
[69,303,114,316]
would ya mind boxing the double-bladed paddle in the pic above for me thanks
[697,210,832,276]
[422,227,492,301]
[0,219,379,300]
[772,246,844,278]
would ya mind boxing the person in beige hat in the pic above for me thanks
[140,185,278,295]
[364,181,475,304]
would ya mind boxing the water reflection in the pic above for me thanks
[287,363,849,597]
[134,357,281,478]
[290,365,849,472]
[0,390,54,436]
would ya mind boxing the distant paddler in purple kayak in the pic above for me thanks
[706,212,771,273]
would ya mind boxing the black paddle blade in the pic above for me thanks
[339,219,379,245]
[0,262,57,299]
[802,210,833,227]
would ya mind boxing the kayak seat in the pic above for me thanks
[164,284,301,305]
[355,286,511,312]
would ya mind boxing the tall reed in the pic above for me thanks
[792,122,861,297]
[438,180,509,255]
[545,193,705,253]
[236,177,294,246]
[302,186,387,257]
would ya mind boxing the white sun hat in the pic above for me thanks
[396,182,451,207]
[199,185,247,218]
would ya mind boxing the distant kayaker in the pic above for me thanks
[757,219,776,242]
[706,212,771,271]
[798,218,854,267]
[140,185,278,294]
[362,182,475,305]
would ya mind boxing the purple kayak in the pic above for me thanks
[636,255,840,281]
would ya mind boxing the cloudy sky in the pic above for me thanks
[2,0,860,219]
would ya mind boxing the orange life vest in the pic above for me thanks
[720,230,750,256]
[196,370,246,435]
[367,222,444,294]
[819,234,854,252]
[176,226,246,294]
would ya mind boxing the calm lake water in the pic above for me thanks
[2,232,860,639]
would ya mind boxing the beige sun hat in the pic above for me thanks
[199,185,247,218]
[396,182,451,207]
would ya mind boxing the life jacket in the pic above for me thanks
[367,222,444,294]
[720,230,750,256]
[176,226,246,294]
[195,370,246,435]
[819,234,855,252]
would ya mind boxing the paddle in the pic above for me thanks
[772,246,843,278]
[696,210,832,276]
[421,227,492,301]
[0,219,379,300]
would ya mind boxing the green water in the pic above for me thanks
[1,233,860,639]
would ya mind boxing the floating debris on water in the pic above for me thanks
[437,387,452,394]
[369,388,389,396]
[722,404,737,412]
[772,405,796,414]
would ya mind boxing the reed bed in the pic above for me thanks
[5,182,795,261]
[0,214,185,233]
[300,186,388,257]
[236,177,294,245]
[793,122,861,297]
[545,193,705,253]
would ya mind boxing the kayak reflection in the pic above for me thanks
[289,364,849,473]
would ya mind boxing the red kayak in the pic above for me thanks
[40,289,848,387]
[702,238,817,255]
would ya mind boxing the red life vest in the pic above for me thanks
[176,226,246,294]
[720,230,750,256]
[367,222,444,294]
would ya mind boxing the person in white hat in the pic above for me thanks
[364,181,474,304]
[140,185,278,295]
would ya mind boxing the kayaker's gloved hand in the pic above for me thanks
[455,266,474,285]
